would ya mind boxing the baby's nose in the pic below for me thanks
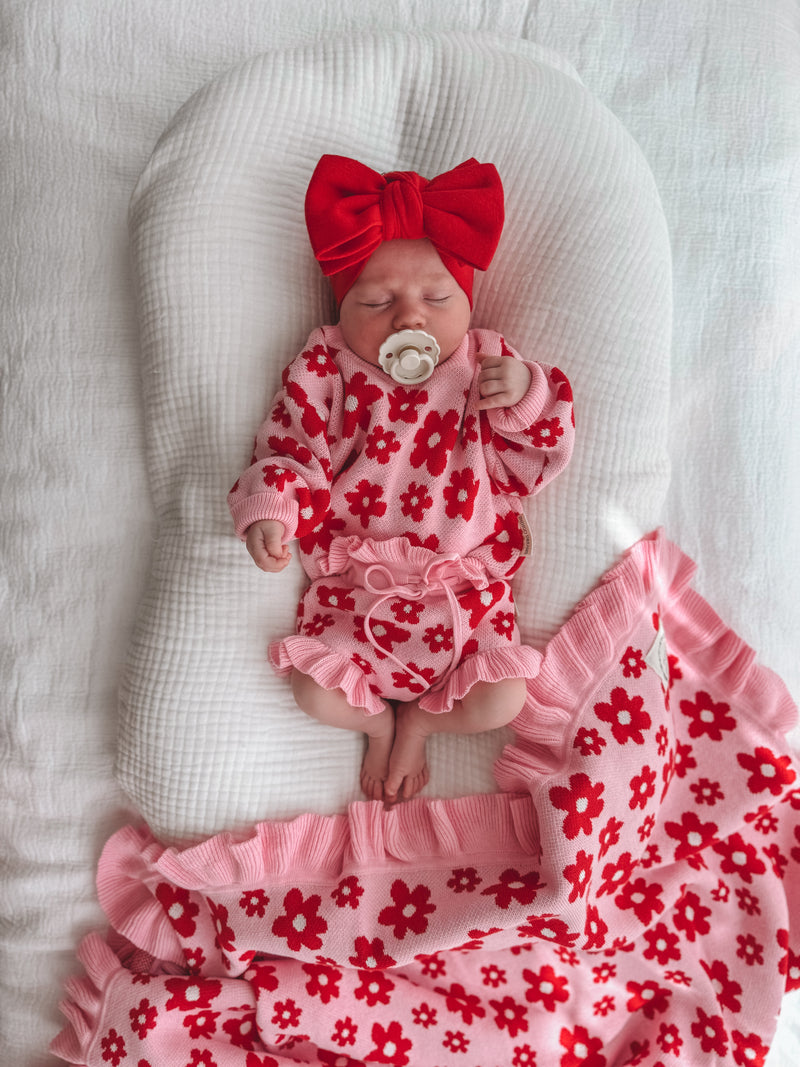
[393,300,425,330]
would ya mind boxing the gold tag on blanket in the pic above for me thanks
[518,511,533,556]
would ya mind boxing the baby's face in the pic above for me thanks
[338,239,471,367]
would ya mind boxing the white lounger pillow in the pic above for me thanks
[119,30,671,842]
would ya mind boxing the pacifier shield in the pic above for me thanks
[378,330,440,384]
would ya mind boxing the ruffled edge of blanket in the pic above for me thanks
[95,529,798,966]
[49,932,120,1066]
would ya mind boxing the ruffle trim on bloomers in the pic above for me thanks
[269,634,542,715]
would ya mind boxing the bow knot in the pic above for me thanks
[305,154,505,304]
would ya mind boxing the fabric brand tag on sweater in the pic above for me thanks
[644,617,670,687]
[518,512,532,556]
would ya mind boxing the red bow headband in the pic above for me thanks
[305,154,505,305]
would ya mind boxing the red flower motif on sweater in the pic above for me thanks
[597,852,636,897]
[99,1029,126,1066]
[303,613,334,637]
[355,970,395,1007]
[367,1020,412,1065]
[656,1022,682,1057]
[680,690,736,740]
[223,1011,258,1050]
[523,965,569,1012]
[731,1031,769,1067]
[628,766,657,810]
[691,1008,728,1056]
[489,995,529,1038]
[271,999,302,1031]
[443,468,479,519]
[525,416,564,448]
[410,409,460,475]
[129,999,158,1039]
[286,380,327,438]
[490,610,516,640]
[355,615,410,656]
[481,868,543,909]
[448,867,482,893]
[156,883,199,938]
[183,1010,219,1039]
[267,433,313,466]
[331,1016,358,1047]
[303,962,342,1004]
[626,979,672,1019]
[563,851,593,903]
[434,982,486,1025]
[583,905,608,950]
[458,582,505,627]
[483,512,524,562]
[665,810,719,860]
[301,344,338,377]
[597,816,623,858]
[594,687,651,745]
[208,900,236,954]
[549,773,605,839]
[517,914,579,946]
[295,486,331,539]
[574,728,606,757]
[642,922,682,965]
[614,877,665,925]
[713,833,767,883]
[559,1025,606,1067]
[422,624,454,655]
[317,585,356,613]
[262,465,297,491]
[164,976,222,1012]
[332,875,364,909]
[378,879,436,939]
[391,664,436,694]
[365,424,402,464]
[342,372,381,438]
[673,889,712,942]
[271,889,328,952]
[737,746,796,795]
[349,936,397,971]
[777,928,800,990]
[399,481,433,522]
[551,365,573,403]
[620,646,646,678]
[238,888,269,918]
[344,478,387,528]
[700,959,742,1012]
[388,386,428,423]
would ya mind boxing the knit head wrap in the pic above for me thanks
[304,154,505,305]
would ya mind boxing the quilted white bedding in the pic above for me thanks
[2,2,799,1065]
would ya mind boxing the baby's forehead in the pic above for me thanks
[354,239,456,290]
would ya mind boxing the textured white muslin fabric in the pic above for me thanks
[118,30,671,840]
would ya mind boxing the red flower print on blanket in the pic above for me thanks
[52,534,800,1067]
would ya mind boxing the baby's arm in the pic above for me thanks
[246,519,291,572]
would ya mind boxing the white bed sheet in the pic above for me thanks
[2,2,798,1064]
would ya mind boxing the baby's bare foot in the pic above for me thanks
[360,703,395,801]
[384,700,431,805]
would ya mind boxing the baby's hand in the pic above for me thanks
[476,353,532,410]
[246,520,292,572]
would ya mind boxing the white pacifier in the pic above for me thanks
[378,330,440,385]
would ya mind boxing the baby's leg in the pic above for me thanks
[291,670,396,801]
[385,678,527,805]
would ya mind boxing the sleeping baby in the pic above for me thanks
[228,154,574,805]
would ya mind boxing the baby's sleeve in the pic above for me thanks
[227,332,339,541]
[480,334,575,497]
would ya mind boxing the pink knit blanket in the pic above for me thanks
[52,532,800,1067]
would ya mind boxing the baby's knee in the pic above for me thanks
[463,676,527,727]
